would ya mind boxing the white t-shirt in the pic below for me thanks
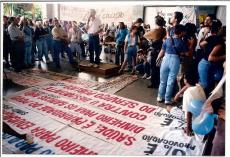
[125,34,140,46]
[182,84,206,113]
[87,17,102,34]
[196,27,211,50]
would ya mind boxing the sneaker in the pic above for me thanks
[147,76,151,80]
[93,64,99,68]
[142,73,148,79]
[165,100,173,105]
[26,133,34,144]
[88,63,94,67]
[157,97,164,103]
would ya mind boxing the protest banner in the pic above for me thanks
[3,81,205,155]
[4,70,54,88]
[95,74,138,94]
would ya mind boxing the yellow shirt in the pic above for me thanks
[52,26,66,40]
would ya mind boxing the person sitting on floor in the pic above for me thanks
[135,49,151,79]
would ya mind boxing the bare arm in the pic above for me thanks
[208,45,226,62]
[199,40,208,49]
[157,49,165,60]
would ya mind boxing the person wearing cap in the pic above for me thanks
[86,9,103,68]
[68,21,82,58]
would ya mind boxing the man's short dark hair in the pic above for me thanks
[211,21,220,33]
[155,15,166,27]
[135,18,143,24]
[9,16,15,23]
[207,14,216,21]
[174,24,185,35]
[174,11,183,24]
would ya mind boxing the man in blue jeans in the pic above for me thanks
[52,19,74,68]
[86,9,103,68]
[156,25,189,104]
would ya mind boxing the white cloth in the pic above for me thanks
[182,84,206,113]
[196,27,211,50]
[125,34,140,46]
[87,17,102,34]
[170,107,185,120]
[8,24,23,41]
[68,28,82,43]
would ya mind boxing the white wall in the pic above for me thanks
[216,6,226,26]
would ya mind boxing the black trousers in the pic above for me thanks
[11,40,24,70]
[3,122,26,139]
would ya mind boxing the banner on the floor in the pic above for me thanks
[95,74,138,94]
[4,71,54,87]
[24,69,73,81]
[3,81,205,155]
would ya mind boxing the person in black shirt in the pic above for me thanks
[3,16,11,68]
[198,21,225,96]
[34,21,50,65]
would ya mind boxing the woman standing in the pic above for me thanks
[156,25,189,104]
[119,25,140,74]
[115,22,129,65]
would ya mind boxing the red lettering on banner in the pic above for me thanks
[139,105,156,113]
[94,94,139,109]
[31,127,61,143]
[10,96,31,104]
[95,124,136,146]
[55,139,98,155]
[24,91,41,97]
[96,114,145,133]
[74,107,98,117]
[3,111,35,130]
[28,102,43,108]
[63,104,78,110]
[63,85,96,96]
[43,87,92,102]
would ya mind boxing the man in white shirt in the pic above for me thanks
[8,16,24,72]
[182,83,206,136]
[195,14,215,64]
[68,21,82,58]
[86,9,102,68]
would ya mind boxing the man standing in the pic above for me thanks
[86,9,102,68]
[68,21,82,59]
[52,19,74,68]
[8,17,24,72]
[3,16,11,68]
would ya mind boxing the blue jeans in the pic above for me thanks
[88,34,100,64]
[53,40,74,66]
[24,41,32,65]
[158,54,180,102]
[198,59,212,89]
[135,61,150,75]
[115,41,125,65]
[36,37,48,61]
[45,36,53,55]
[125,46,137,70]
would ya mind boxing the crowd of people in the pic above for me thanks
[3,9,225,155]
